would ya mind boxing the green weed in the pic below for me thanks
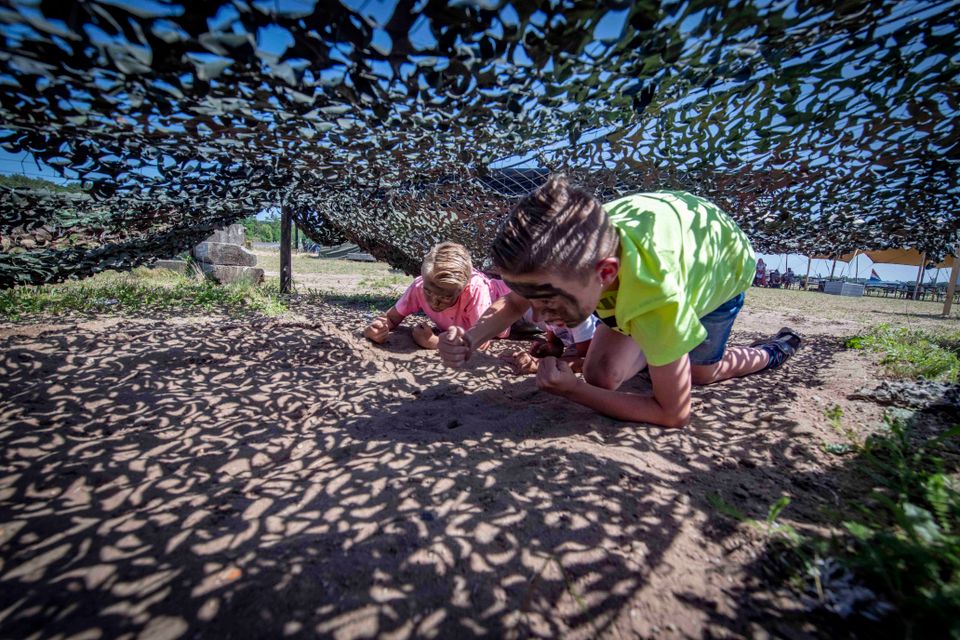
[822,405,859,455]
[838,416,960,637]
[710,414,960,636]
[845,324,960,382]
[707,493,801,545]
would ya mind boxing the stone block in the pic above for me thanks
[194,242,258,266]
[200,264,264,285]
[204,224,246,245]
[152,259,189,274]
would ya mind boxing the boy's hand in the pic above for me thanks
[498,350,539,375]
[536,357,579,396]
[439,326,473,367]
[364,316,392,344]
[530,340,563,358]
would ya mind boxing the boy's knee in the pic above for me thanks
[690,363,720,385]
[583,360,626,390]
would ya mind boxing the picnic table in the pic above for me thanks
[863,282,957,302]
[864,282,906,298]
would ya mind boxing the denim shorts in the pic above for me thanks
[687,292,745,366]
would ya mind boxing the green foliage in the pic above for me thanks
[239,215,282,243]
[840,417,960,637]
[0,268,287,320]
[710,414,960,636]
[845,324,960,382]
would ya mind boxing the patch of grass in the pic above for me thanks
[358,274,410,290]
[839,416,960,637]
[0,268,287,320]
[845,324,960,382]
[743,287,960,331]
[254,251,400,276]
[300,288,396,312]
[716,414,960,636]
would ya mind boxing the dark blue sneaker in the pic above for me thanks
[751,327,802,370]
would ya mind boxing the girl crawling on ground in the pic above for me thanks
[363,242,511,349]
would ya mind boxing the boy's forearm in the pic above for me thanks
[464,293,527,347]
[562,381,690,428]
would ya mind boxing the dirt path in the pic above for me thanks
[0,299,896,638]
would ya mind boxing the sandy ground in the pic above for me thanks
[0,289,943,639]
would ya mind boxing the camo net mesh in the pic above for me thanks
[0,0,957,285]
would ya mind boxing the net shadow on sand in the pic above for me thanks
[0,305,850,638]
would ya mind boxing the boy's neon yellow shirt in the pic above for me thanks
[594,191,756,366]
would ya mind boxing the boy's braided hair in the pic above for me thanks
[422,241,472,289]
[491,175,619,279]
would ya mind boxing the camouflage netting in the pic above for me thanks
[0,0,958,286]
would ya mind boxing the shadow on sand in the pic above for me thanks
[0,305,852,638]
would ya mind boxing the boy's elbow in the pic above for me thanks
[659,405,691,429]
[661,413,690,429]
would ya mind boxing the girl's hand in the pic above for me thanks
[364,316,392,344]
[536,357,579,396]
[412,322,437,349]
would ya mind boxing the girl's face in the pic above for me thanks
[423,277,463,312]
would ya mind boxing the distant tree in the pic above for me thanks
[0,173,82,192]
[239,215,282,242]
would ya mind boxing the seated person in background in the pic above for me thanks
[784,267,795,288]
[501,314,601,375]
[364,242,511,349]
[768,269,781,288]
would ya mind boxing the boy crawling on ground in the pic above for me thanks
[439,176,801,428]
[364,241,510,349]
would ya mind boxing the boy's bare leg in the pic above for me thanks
[689,346,769,385]
[581,324,648,390]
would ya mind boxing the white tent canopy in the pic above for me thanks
[803,247,957,315]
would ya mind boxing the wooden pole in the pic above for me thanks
[829,254,837,279]
[803,256,813,290]
[280,205,292,294]
[294,224,299,254]
[843,249,859,280]
[944,255,959,316]
[912,252,926,301]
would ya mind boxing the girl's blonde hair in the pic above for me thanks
[421,242,472,288]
